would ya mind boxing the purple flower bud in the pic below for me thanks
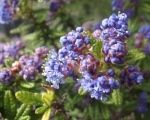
[120,66,144,85]
[76,27,84,32]
[80,54,99,74]
[0,69,13,84]
[0,0,18,24]
[137,92,148,113]
[139,25,150,39]
[79,72,119,101]
[49,0,61,12]
[35,46,49,58]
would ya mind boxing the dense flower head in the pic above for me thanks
[59,27,90,60]
[103,40,127,64]
[44,27,93,89]
[0,41,24,65]
[92,29,101,39]
[0,69,13,84]
[120,66,144,85]
[18,55,42,80]
[4,41,24,58]
[137,92,148,113]
[99,13,129,64]
[43,50,67,89]
[0,0,19,24]
[35,46,49,58]
[10,46,49,80]
[79,70,119,100]
[111,0,139,18]
[49,0,62,12]
[100,13,129,41]
[79,54,99,74]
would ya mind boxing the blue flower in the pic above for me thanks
[99,13,129,64]
[139,25,150,39]
[0,0,18,24]
[79,54,99,74]
[111,0,139,18]
[79,72,119,101]
[120,66,144,85]
[0,69,13,84]
[137,92,148,113]
[43,50,65,89]
[59,27,90,60]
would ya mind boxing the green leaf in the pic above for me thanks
[35,105,48,114]
[92,41,102,59]
[20,81,35,89]
[78,87,86,95]
[111,90,123,107]
[19,116,31,120]
[127,49,145,64]
[42,90,55,106]
[100,104,110,120]
[15,91,42,105]
[137,82,150,92]
[41,108,51,120]
[4,90,17,119]
[14,104,31,120]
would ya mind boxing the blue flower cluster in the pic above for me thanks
[0,41,24,65]
[49,0,61,12]
[44,14,144,101]
[112,0,139,18]
[0,0,18,24]
[43,50,66,89]
[79,54,99,74]
[100,13,129,64]
[137,92,148,113]
[17,47,49,80]
[79,69,119,100]
[0,69,13,84]
[59,27,90,60]
[120,66,144,85]
[44,27,90,89]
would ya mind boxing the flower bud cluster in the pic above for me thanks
[100,13,129,64]
[12,47,49,80]
[120,66,144,85]
[0,41,24,65]
[0,0,19,24]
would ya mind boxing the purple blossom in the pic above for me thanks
[120,66,144,85]
[19,66,37,80]
[43,50,66,89]
[0,69,13,84]
[99,13,129,64]
[0,0,18,24]
[17,46,48,80]
[137,92,148,113]
[138,25,150,39]
[0,41,24,65]
[79,72,119,100]
[43,49,76,89]
[59,27,90,60]
[35,46,49,58]
[79,54,99,74]
[103,40,127,64]
[112,0,124,11]
[111,0,139,18]
[4,41,24,58]
[49,0,61,12]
